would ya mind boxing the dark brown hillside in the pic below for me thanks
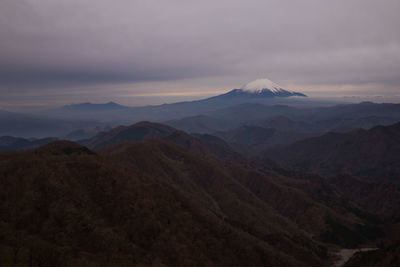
[0,140,325,266]
[83,121,242,162]
[162,130,241,161]
[83,122,375,247]
[252,116,313,132]
[262,122,400,181]
[166,115,231,133]
[2,138,398,266]
[83,121,395,250]
[326,175,400,221]
[250,166,400,223]
[74,122,398,252]
[215,125,315,156]
[222,163,392,248]
[99,140,328,266]
[216,125,276,145]
[100,140,392,251]
[83,121,176,149]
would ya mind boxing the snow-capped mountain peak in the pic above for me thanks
[207,78,306,101]
[241,78,287,93]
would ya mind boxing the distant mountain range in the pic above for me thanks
[76,120,400,184]
[29,78,312,125]
[72,119,400,184]
[0,136,57,152]
[214,125,315,156]
[0,109,101,138]
[167,102,400,135]
[1,79,400,141]
[60,101,129,111]
[64,125,113,141]
[262,122,400,182]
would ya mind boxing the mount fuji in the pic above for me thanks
[19,78,311,136]
[212,78,306,99]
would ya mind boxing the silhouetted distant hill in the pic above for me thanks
[82,121,176,149]
[31,88,317,125]
[64,126,113,141]
[252,116,314,132]
[60,101,129,111]
[216,125,276,145]
[5,97,400,138]
[82,121,242,161]
[213,125,315,156]
[165,105,300,134]
[0,136,57,151]
[0,109,100,138]
[166,115,231,133]
[263,122,400,181]
[167,102,400,135]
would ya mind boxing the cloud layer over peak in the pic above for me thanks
[1,0,399,104]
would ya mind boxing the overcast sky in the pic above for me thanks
[1,0,400,108]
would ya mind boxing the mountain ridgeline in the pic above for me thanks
[1,79,400,266]
[1,119,400,266]
[262,122,400,182]
[0,79,309,137]
[2,78,400,139]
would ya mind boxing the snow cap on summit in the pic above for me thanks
[241,79,288,93]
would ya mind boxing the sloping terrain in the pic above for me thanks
[82,121,176,149]
[82,121,242,161]
[0,141,326,267]
[1,121,400,266]
[0,136,56,151]
[166,115,231,133]
[214,125,314,156]
[82,121,400,247]
[262,122,400,181]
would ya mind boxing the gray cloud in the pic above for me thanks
[0,0,399,100]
